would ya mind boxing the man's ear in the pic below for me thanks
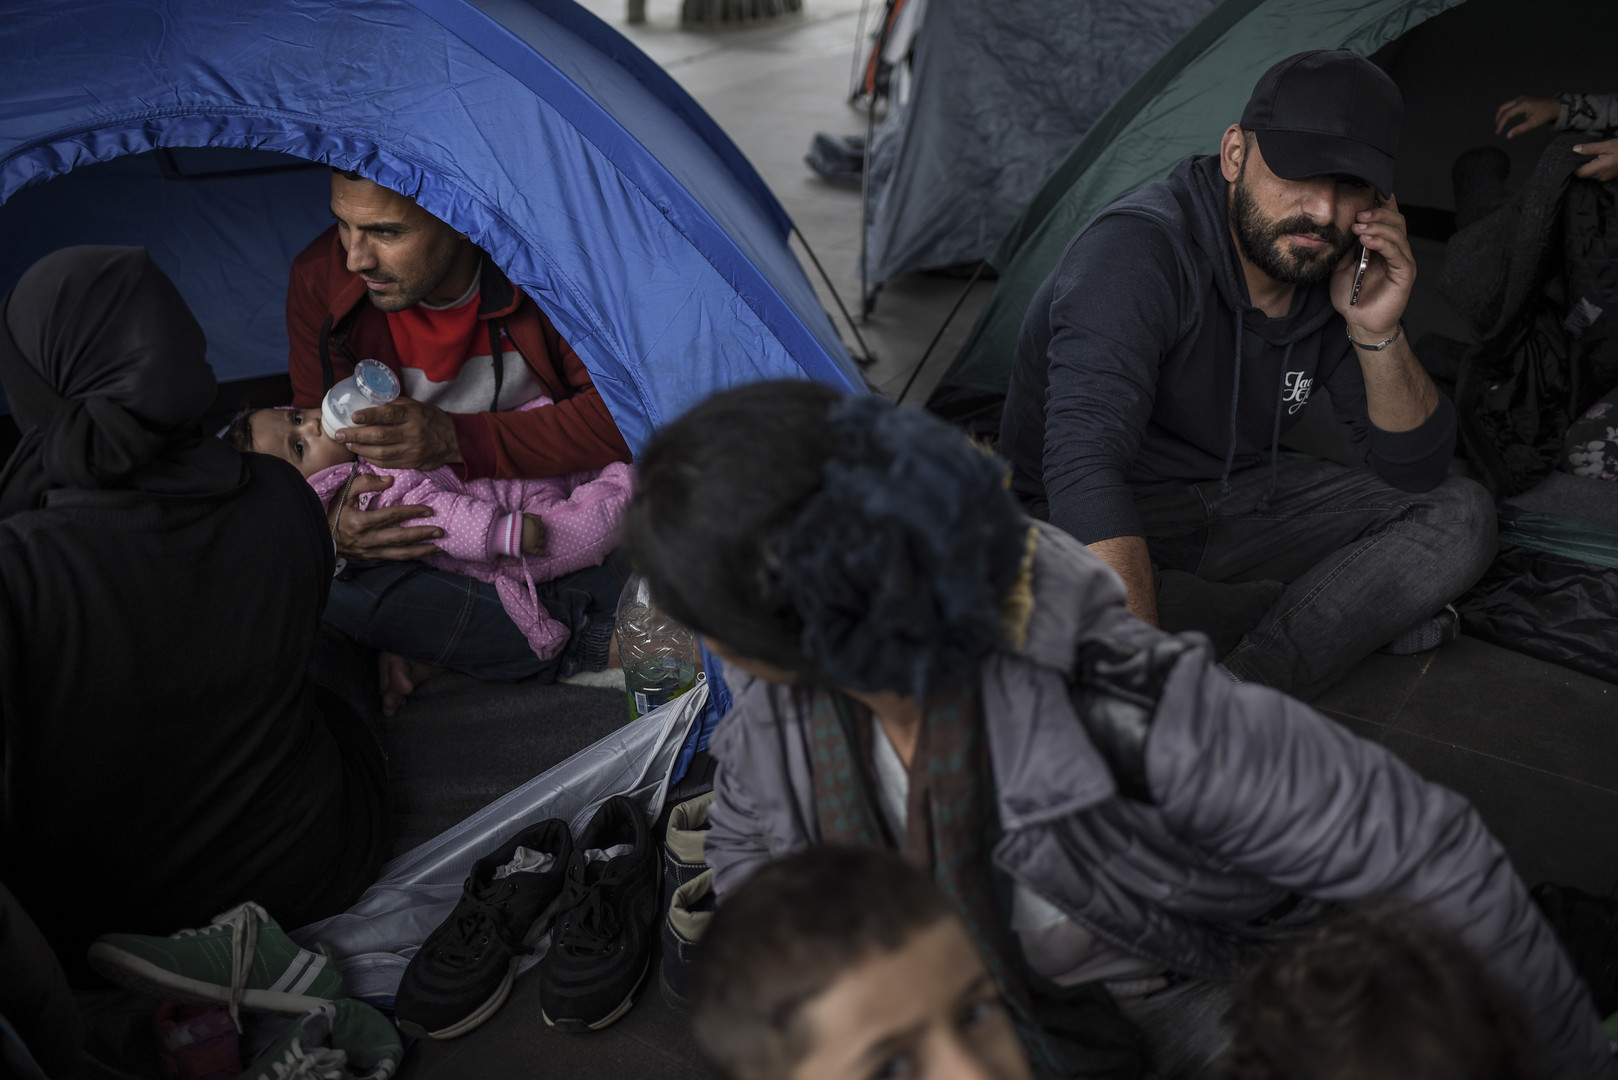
[1219,125,1246,184]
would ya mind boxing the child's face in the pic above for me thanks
[249,408,355,478]
[791,918,1031,1080]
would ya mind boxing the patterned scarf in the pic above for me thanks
[808,684,1146,1079]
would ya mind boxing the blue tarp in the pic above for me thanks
[0,0,861,451]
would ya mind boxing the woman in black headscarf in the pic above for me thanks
[0,247,384,971]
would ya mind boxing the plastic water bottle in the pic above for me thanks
[616,575,698,720]
[321,358,401,439]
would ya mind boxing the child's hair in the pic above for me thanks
[221,406,257,454]
[691,846,956,1080]
[1224,907,1539,1080]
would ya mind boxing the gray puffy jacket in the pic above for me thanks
[706,523,1612,1079]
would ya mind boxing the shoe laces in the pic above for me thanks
[556,864,620,955]
[438,879,531,966]
[264,1038,348,1080]
[175,901,266,1031]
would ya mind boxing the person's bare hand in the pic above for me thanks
[1495,95,1559,138]
[328,472,442,560]
[337,397,462,471]
[520,513,548,556]
[1573,138,1618,183]
[1331,193,1415,340]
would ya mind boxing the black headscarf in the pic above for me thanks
[0,246,246,516]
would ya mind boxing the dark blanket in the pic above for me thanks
[1441,136,1618,497]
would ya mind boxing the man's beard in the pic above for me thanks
[1229,167,1356,286]
[364,283,412,313]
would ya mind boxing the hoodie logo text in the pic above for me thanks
[1283,370,1313,414]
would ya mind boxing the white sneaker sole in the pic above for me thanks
[397,958,519,1041]
[541,955,650,1033]
[398,894,566,1041]
[86,943,333,1015]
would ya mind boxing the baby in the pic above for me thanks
[226,398,633,668]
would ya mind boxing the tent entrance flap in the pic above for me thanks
[0,148,331,408]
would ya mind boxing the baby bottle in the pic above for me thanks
[321,359,401,439]
[615,574,699,720]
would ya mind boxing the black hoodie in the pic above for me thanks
[1001,154,1456,545]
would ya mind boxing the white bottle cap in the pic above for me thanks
[354,359,401,404]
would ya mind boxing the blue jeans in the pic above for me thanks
[1136,456,1497,700]
[323,559,623,683]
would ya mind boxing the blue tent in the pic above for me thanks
[0,0,862,450]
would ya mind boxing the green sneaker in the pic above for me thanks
[87,902,342,1024]
[240,1000,402,1080]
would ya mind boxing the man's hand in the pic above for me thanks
[329,473,443,560]
[337,397,463,471]
[1329,194,1438,433]
[1331,194,1415,341]
[1495,95,1559,138]
[1574,139,1618,183]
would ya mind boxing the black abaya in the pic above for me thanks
[0,248,384,971]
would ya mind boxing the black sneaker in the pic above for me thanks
[539,796,660,1031]
[660,868,714,1011]
[1381,604,1461,656]
[395,819,574,1040]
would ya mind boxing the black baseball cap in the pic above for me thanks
[1240,50,1402,196]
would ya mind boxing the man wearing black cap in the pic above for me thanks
[1001,49,1497,700]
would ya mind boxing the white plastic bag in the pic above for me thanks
[292,676,708,1000]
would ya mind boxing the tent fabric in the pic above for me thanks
[934,0,1462,397]
[0,0,861,450]
[862,0,1218,287]
[1494,506,1618,573]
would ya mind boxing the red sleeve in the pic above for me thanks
[287,228,338,409]
[451,307,632,479]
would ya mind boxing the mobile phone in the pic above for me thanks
[1349,244,1370,306]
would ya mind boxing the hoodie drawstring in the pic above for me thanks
[1220,318,1295,512]
[1220,317,1244,495]
[1256,341,1295,512]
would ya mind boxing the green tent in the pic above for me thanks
[928,0,1601,405]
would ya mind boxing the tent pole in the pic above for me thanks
[848,0,873,103]
[794,227,876,367]
[859,91,879,318]
[894,260,986,404]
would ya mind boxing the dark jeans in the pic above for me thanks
[323,558,625,684]
[1136,456,1497,700]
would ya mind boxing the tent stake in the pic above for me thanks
[894,259,986,404]
[794,227,877,367]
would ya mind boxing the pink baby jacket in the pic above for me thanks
[309,454,633,661]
